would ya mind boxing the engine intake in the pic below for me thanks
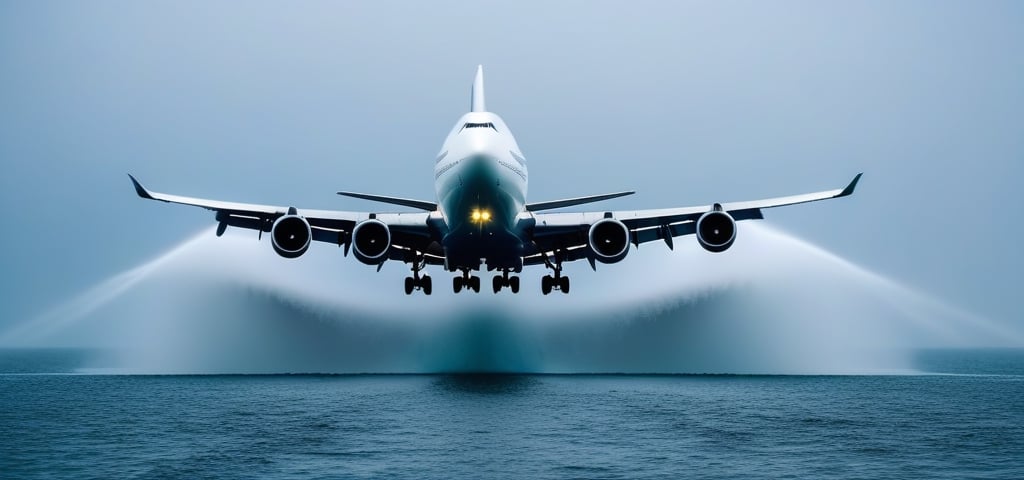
[588,218,630,264]
[271,215,311,258]
[352,219,391,265]
[696,207,736,253]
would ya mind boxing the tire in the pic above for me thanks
[404,277,414,295]
[559,276,570,294]
[470,276,481,293]
[422,276,432,295]
[541,275,552,295]
[509,276,520,294]
[453,276,463,293]
[493,275,503,293]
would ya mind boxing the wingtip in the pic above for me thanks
[840,173,863,197]
[127,173,153,199]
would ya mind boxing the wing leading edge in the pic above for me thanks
[129,172,861,271]
[522,173,862,266]
[128,174,443,264]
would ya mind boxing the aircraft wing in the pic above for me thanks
[521,173,861,266]
[128,174,445,265]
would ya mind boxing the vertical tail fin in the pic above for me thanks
[471,65,486,112]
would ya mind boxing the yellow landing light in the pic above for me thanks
[470,208,492,224]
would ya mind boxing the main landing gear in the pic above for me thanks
[541,257,569,295]
[492,269,520,294]
[453,268,480,293]
[404,258,432,295]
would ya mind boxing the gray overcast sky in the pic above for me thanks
[0,1,1021,330]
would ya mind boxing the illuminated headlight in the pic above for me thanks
[470,208,492,223]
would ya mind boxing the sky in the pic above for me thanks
[0,1,1022,333]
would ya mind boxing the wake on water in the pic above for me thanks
[2,223,1019,374]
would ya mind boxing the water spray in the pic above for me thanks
[3,223,1018,374]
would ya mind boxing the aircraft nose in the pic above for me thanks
[463,152,494,169]
[460,153,498,183]
[463,130,493,155]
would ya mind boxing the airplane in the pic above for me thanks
[129,65,861,296]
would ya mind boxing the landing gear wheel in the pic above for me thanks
[406,255,431,295]
[509,276,520,294]
[470,276,481,293]
[422,275,432,295]
[493,275,503,293]
[404,277,414,295]
[453,276,463,293]
[541,275,552,295]
[559,276,570,294]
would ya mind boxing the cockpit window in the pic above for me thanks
[461,122,497,132]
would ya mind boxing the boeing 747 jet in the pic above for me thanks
[130,66,860,295]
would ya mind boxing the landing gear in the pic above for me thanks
[404,273,431,295]
[492,270,521,294]
[404,257,432,295]
[541,274,569,295]
[541,255,570,295]
[453,269,480,293]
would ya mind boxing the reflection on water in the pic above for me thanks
[431,374,540,395]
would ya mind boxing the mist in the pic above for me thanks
[2,222,1016,374]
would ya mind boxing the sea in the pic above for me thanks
[2,348,1023,479]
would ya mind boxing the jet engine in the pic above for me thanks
[696,207,736,253]
[588,218,630,264]
[352,219,391,265]
[271,214,312,258]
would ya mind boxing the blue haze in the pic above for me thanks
[0,1,1022,332]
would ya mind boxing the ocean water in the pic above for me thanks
[2,349,1023,479]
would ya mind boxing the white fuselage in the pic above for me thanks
[433,111,529,271]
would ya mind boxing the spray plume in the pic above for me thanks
[2,223,1018,374]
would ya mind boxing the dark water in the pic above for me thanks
[2,349,1023,479]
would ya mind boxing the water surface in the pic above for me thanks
[2,349,1022,479]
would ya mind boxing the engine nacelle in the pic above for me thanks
[696,207,736,253]
[352,219,391,265]
[588,218,630,264]
[271,215,311,258]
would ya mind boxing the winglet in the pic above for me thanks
[838,173,863,198]
[471,65,485,112]
[127,173,155,200]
